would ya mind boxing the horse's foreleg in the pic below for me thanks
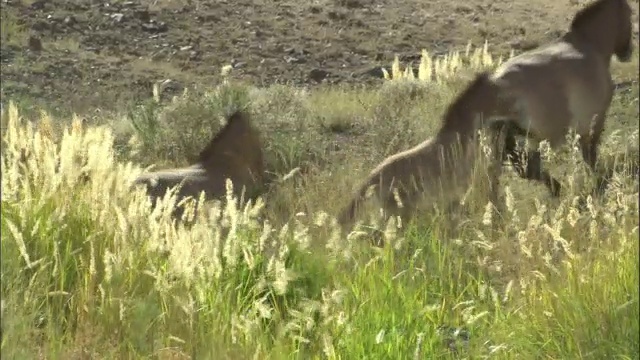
[486,122,509,213]
[580,112,608,195]
[504,128,562,197]
[522,150,562,197]
[580,113,606,170]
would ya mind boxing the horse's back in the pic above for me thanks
[493,41,609,91]
[134,165,227,201]
[491,41,613,145]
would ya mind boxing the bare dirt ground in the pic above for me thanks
[3,0,627,114]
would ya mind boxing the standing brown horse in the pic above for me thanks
[337,71,504,238]
[486,0,634,201]
[132,110,266,218]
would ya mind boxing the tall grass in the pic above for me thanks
[1,44,638,359]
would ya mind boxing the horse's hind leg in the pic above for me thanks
[502,123,562,197]
[385,190,417,228]
[486,122,510,213]
[372,189,416,247]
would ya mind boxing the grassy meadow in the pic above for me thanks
[1,45,639,359]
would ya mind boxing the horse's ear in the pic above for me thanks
[459,71,494,96]
[225,110,248,127]
[196,110,255,163]
[473,71,493,86]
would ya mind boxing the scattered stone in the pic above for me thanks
[339,0,367,9]
[195,13,219,22]
[151,48,169,61]
[308,68,330,82]
[284,47,310,56]
[63,15,77,26]
[28,36,43,52]
[309,5,322,14]
[284,56,306,64]
[509,39,539,52]
[359,66,387,79]
[110,13,124,23]
[327,10,347,21]
[134,10,151,23]
[141,21,168,33]
[34,313,47,329]
[157,79,184,101]
[614,80,638,93]
[29,0,46,10]
[399,53,421,62]
[31,20,49,32]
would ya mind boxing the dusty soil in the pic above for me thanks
[0,0,636,113]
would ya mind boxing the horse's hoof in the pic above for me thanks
[593,176,611,197]
[550,181,562,198]
[370,229,386,248]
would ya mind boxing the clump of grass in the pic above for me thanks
[0,102,340,358]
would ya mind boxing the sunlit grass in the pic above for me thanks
[1,44,638,359]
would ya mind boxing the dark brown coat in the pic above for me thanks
[486,0,635,199]
[133,110,266,217]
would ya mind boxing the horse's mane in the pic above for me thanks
[570,0,616,31]
[197,109,255,163]
[439,71,494,132]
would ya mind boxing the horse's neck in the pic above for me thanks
[436,113,477,142]
[566,19,616,60]
[198,144,233,167]
[434,121,477,156]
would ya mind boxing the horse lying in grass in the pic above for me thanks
[132,110,266,219]
[337,71,504,243]
[485,0,634,201]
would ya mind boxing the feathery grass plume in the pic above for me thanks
[384,41,509,84]
[1,101,341,357]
